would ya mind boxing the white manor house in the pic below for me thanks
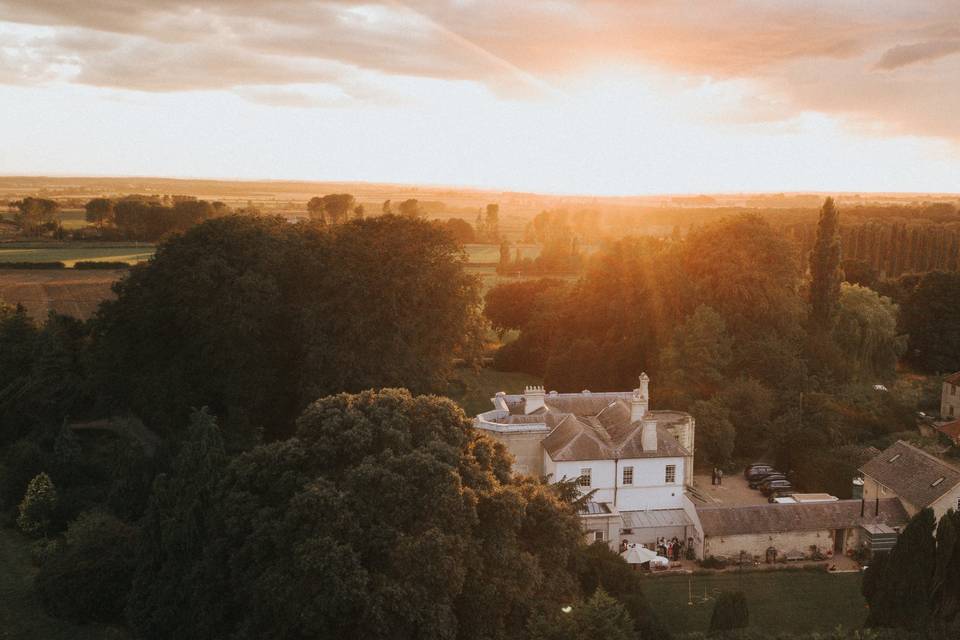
[475,374,704,552]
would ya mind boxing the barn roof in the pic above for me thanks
[697,499,909,537]
[859,441,960,508]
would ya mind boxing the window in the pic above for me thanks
[578,468,592,488]
[665,464,676,484]
[622,466,634,485]
[594,530,604,542]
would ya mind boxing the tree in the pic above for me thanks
[382,199,392,215]
[442,217,475,244]
[128,390,587,640]
[307,194,356,224]
[126,409,228,639]
[660,305,732,400]
[36,510,138,623]
[84,198,114,229]
[691,398,736,467]
[832,284,905,380]
[865,508,937,630]
[809,197,844,330]
[709,591,749,634]
[484,204,500,241]
[901,271,960,372]
[17,472,58,537]
[12,197,59,231]
[484,279,568,337]
[715,378,775,460]
[398,198,422,218]
[92,215,482,440]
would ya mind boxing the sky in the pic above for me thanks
[1,0,959,196]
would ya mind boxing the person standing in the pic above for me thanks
[717,468,724,486]
[711,467,717,485]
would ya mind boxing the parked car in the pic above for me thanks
[743,462,773,478]
[761,480,793,496]
[749,472,786,489]
[744,463,774,479]
[768,491,794,503]
[755,475,788,491]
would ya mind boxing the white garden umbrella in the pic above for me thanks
[621,545,658,564]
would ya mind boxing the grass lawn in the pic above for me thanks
[641,570,867,636]
[0,527,129,640]
[447,367,543,417]
[0,243,155,267]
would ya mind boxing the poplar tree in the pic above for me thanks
[808,197,844,329]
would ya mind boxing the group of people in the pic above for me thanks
[711,467,724,485]
[656,536,684,561]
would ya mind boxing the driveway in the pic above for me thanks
[691,471,770,506]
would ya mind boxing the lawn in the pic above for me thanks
[0,527,129,640]
[446,367,543,417]
[0,243,155,267]
[641,570,867,636]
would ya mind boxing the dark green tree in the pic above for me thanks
[865,508,937,630]
[17,471,58,537]
[808,197,844,329]
[708,591,749,635]
[901,271,960,372]
[84,198,115,229]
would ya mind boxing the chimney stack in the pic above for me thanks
[631,373,650,422]
[641,416,658,452]
[524,386,545,414]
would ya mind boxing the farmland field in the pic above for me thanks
[0,243,155,267]
[641,570,866,636]
[0,270,121,319]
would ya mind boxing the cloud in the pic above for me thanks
[875,40,960,70]
[0,0,959,141]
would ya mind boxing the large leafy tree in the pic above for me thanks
[832,283,905,380]
[809,197,844,329]
[128,390,586,640]
[93,215,482,440]
[901,271,960,373]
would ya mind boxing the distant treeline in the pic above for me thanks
[790,220,960,278]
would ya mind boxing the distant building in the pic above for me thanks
[859,440,960,522]
[940,372,960,419]
[475,375,703,552]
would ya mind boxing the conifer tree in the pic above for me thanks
[709,590,749,634]
[808,197,844,329]
[17,472,58,537]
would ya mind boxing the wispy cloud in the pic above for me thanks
[876,40,960,70]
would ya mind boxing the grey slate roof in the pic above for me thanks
[859,441,960,509]
[697,499,909,537]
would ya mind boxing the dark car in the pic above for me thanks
[749,472,785,489]
[761,480,793,496]
[744,463,774,479]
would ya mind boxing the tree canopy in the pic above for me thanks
[92,215,483,440]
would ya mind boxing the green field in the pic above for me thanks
[641,570,866,636]
[0,528,129,640]
[0,243,155,267]
[446,367,543,416]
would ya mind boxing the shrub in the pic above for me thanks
[701,555,728,570]
[0,439,44,508]
[73,261,130,270]
[35,511,138,623]
[709,591,749,635]
[0,261,66,269]
[17,472,57,537]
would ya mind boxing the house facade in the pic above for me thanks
[860,440,960,522]
[941,372,960,419]
[475,375,703,552]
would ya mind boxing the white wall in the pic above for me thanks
[546,455,685,510]
[942,382,960,419]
